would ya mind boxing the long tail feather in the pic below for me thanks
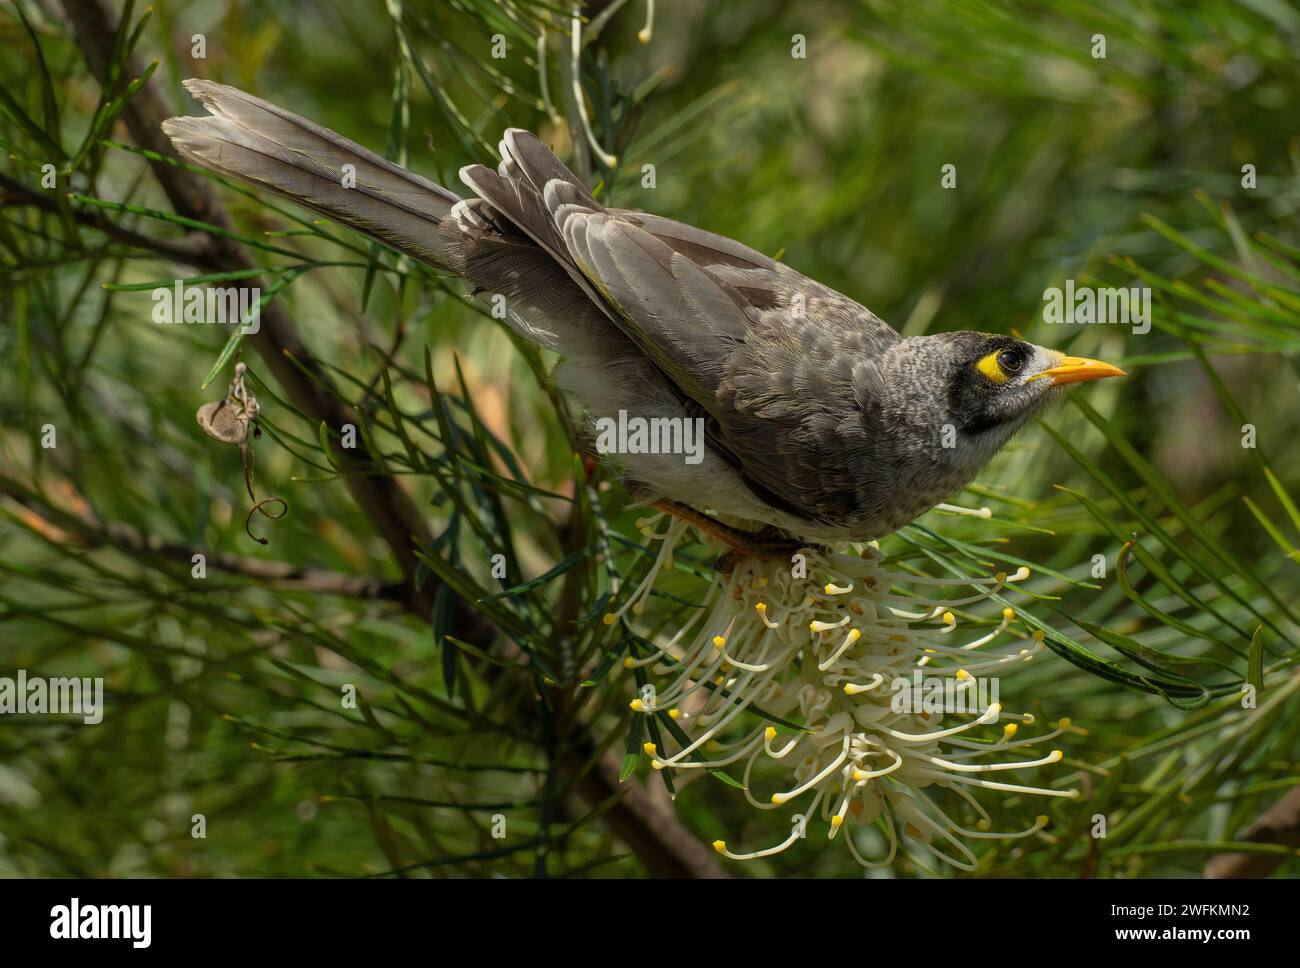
[162,79,463,270]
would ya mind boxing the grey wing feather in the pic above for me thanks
[577,226,904,520]
[581,220,749,384]
[464,129,907,521]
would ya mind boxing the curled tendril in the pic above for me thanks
[245,496,288,545]
[239,424,287,545]
[198,360,288,545]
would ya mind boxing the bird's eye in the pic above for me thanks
[997,349,1025,374]
[975,348,1025,384]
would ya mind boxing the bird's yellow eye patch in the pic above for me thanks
[976,351,1011,384]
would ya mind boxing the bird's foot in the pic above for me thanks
[648,500,807,571]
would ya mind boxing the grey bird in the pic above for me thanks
[163,80,1124,551]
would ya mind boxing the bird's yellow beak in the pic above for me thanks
[1030,355,1127,387]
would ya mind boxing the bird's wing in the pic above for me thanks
[462,130,902,520]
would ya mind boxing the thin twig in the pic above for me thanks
[0,471,408,602]
[1,171,218,269]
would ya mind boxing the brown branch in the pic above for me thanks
[55,0,726,878]
[571,749,730,878]
[0,171,218,270]
[1204,786,1300,878]
[0,472,408,602]
[61,0,436,610]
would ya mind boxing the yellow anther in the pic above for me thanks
[956,669,971,681]
[771,793,787,805]
[1037,815,1049,826]
[629,699,643,711]
[976,818,991,831]
[668,708,682,720]
[830,815,844,829]
[1032,629,1045,643]
[995,571,1007,584]
[1002,722,1018,740]
[602,613,616,626]
[942,611,956,625]
[1057,717,1072,730]
[764,726,777,740]
[642,742,657,755]
[712,840,726,853]
[1002,606,1015,621]
[712,635,726,649]
[622,657,635,668]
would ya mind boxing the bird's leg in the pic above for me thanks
[648,499,807,568]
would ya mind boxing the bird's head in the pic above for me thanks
[884,331,1125,471]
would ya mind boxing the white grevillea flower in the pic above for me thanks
[609,513,1080,871]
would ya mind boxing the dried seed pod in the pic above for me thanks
[196,399,247,444]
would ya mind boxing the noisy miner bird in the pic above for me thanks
[163,80,1124,553]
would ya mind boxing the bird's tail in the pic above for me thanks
[162,79,465,271]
